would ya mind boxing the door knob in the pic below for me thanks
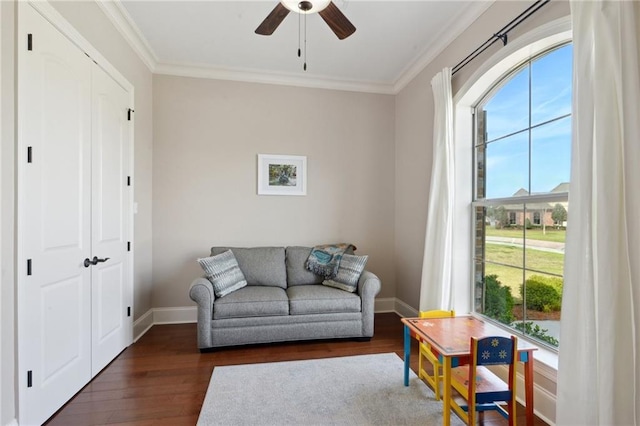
[83,257,110,267]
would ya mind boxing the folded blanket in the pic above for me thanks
[306,243,355,279]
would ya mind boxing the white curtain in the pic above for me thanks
[557,2,640,425]
[419,68,454,311]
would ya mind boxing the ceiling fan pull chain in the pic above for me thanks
[297,12,301,57]
[303,13,307,71]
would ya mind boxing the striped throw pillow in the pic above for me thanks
[322,254,368,293]
[198,250,247,297]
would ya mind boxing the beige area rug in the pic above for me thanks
[197,352,464,425]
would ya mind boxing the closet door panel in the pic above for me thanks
[91,64,130,376]
[19,5,92,426]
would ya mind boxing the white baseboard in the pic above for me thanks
[393,298,419,318]
[132,306,197,341]
[133,309,154,342]
[153,306,197,324]
[532,382,557,425]
[374,297,396,313]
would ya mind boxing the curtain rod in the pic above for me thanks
[451,0,551,76]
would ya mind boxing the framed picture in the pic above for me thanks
[257,154,307,196]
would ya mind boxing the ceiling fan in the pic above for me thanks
[255,0,356,40]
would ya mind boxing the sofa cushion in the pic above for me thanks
[214,286,289,320]
[323,254,368,293]
[287,285,361,315]
[286,246,324,286]
[197,250,248,297]
[211,247,287,289]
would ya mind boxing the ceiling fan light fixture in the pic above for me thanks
[281,0,331,14]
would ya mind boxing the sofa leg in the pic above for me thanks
[354,337,371,342]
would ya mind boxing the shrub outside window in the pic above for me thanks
[472,43,572,349]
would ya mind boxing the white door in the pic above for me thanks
[91,65,130,375]
[18,5,92,425]
[18,5,132,425]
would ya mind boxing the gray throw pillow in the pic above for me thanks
[198,250,247,297]
[323,254,368,293]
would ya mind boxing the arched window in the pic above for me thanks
[472,43,572,349]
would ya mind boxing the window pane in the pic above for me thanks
[531,44,573,126]
[531,116,571,194]
[473,42,571,351]
[485,132,529,199]
[515,271,562,347]
[484,203,524,270]
[477,264,520,325]
[477,200,567,348]
[523,203,565,277]
[484,66,529,142]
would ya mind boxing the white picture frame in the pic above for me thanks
[257,154,307,196]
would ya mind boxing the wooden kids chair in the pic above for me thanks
[449,335,518,426]
[417,309,455,400]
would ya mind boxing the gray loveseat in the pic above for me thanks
[189,246,382,351]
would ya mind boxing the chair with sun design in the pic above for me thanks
[449,335,518,426]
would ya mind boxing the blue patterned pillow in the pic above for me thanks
[322,254,368,293]
[198,250,247,297]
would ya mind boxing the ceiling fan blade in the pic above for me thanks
[255,3,290,36]
[318,1,356,40]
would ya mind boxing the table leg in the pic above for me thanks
[442,356,452,426]
[523,352,535,426]
[403,324,410,386]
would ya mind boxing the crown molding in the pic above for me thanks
[155,62,396,95]
[95,0,158,72]
[95,0,490,95]
[392,0,495,93]
[95,0,394,94]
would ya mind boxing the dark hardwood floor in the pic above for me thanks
[45,313,548,425]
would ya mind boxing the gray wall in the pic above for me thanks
[152,75,396,307]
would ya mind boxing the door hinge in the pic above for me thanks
[27,259,32,276]
[127,306,131,317]
[127,108,134,121]
[27,146,33,163]
[127,241,131,252]
[27,34,33,51]
[127,176,131,187]
[27,370,33,388]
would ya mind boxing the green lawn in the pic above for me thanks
[484,243,564,302]
[485,227,566,243]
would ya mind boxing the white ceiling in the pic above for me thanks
[104,1,494,94]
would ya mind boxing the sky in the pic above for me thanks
[481,44,573,199]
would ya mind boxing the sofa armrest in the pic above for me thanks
[189,277,215,349]
[357,270,381,337]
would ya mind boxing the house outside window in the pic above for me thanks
[472,43,572,349]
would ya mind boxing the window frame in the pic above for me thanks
[452,18,571,373]
[470,42,572,351]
